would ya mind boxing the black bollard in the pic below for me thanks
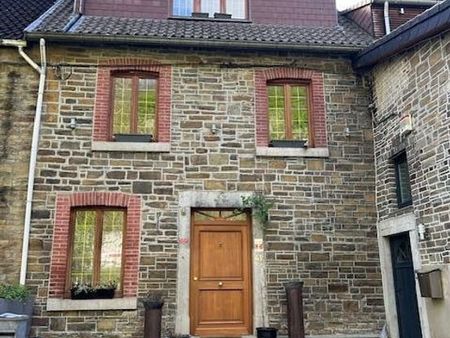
[285,281,305,338]
[143,299,164,338]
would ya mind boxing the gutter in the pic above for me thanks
[354,0,450,69]
[0,38,47,285]
[25,32,365,54]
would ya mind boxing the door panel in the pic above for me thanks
[390,233,422,338]
[190,210,252,337]
[199,231,243,279]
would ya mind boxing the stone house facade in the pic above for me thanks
[0,0,56,283]
[2,0,448,338]
[355,1,450,337]
[6,0,390,336]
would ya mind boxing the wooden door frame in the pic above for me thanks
[175,191,267,336]
[377,213,431,338]
[189,209,253,336]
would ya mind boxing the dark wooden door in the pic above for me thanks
[190,209,252,337]
[390,233,422,338]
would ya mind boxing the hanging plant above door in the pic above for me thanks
[240,193,273,232]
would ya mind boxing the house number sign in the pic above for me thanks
[254,239,264,252]
[178,237,189,245]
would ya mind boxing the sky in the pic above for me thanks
[335,0,361,11]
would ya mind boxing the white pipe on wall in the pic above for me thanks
[18,39,47,285]
[384,1,391,35]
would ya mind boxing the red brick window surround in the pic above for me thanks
[255,68,327,148]
[49,192,141,299]
[93,59,171,143]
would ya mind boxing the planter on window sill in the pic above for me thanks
[113,134,154,143]
[191,12,209,18]
[70,287,116,300]
[269,140,308,148]
[213,12,232,19]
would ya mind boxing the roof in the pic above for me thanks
[354,0,450,68]
[340,0,440,14]
[0,0,56,39]
[25,0,374,53]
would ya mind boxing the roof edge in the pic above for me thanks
[340,0,439,14]
[25,0,68,33]
[24,31,365,54]
[354,0,450,68]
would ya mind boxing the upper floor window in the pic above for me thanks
[112,72,157,142]
[173,0,246,19]
[68,208,125,298]
[267,82,310,147]
[93,59,171,150]
[393,151,412,208]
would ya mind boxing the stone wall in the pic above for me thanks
[0,47,38,283]
[26,45,384,337]
[371,30,449,338]
[372,31,450,265]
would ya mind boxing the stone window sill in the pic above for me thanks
[92,141,170,153]
[256,147,329,158]
[46,297,137,312]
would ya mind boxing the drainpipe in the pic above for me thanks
[1,38,47,285]
[384,1,391,35]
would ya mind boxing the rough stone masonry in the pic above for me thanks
[16,45,384,337]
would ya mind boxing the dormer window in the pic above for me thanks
[173,0,246,19]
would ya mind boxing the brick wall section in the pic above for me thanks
[26,46,383,337]
[49,192,141,298]
[83,0,337,26]
[0,48,38,283]
[93,58,171,142]
[84,0,169,19]
[255,68,327,147]
[250,0,337,26]
[372,4,431,38]
[372,32,450,264]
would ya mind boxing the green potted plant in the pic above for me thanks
[0,283,34,335]
[70,282,94,299]
[240,192,273,233]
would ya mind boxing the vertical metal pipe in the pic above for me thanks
[384,1,391,35]
[285,281,305,338]
[19,38,47,285]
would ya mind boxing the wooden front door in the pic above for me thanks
[190,209,252,337]
[390,233,423,338]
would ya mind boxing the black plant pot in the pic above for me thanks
[214,12,232,19]
[95,288,116,299]
[114,134,153,142]
[70,288,95,300]
[256,327,278,338]
[269,140,307,148]
[191,12,209,18]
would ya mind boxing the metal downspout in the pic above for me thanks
[384,1,391,34]
[18,39,47,285]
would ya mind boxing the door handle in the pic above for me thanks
[193,277,198,281]
[218,282,223,286]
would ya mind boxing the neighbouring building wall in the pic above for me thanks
[371,3,434,37]
[372,31,450,338]
[27,45,384,337]
[82,0,338,26]
[0,47,38,283]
